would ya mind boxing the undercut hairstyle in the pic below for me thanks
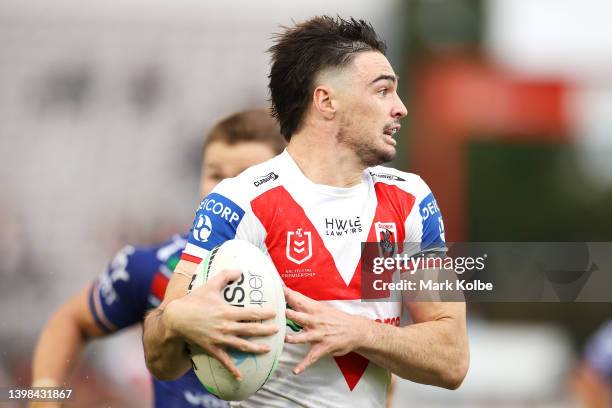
[203,108,286,155]
[268,16,387,140]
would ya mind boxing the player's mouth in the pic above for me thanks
[383,124,400,145]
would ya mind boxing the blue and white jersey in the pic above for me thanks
[89,234,228,408]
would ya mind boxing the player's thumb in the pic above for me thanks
[208,268,243,291]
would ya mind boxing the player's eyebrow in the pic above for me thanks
[370,74,398,85]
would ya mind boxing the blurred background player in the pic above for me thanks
[29,108,286,408]
[570,320,612,408]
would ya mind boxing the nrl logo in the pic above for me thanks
[286,228,312,265]
[253,172,279,187]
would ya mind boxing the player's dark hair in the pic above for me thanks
[268,16,386,140]
[203,108,286,155]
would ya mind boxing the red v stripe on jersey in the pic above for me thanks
[251,186,360,300]
[250,184,415,300]
[334,353,371,391]
[251,183,415,391]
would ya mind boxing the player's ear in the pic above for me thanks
[312,85,335,120]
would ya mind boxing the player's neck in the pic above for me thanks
[286,131,364,188]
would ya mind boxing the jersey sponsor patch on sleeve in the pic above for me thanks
[419,192,446,252]
[189,193,245,251]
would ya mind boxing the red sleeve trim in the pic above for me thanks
[180,253,203,264]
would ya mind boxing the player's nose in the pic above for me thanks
[392,95,408,119]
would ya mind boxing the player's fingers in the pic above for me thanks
[285,330,322,344]
[227,305,276,321]
[286,308,314,328]
[226,321,279,337]
[207,268,243,291]
[284,286,316,313]
[223,335,271,354]
[293,345,326,375]
[208,344,242,381]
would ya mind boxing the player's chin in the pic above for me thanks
[377,144,396,164]
[363,147,395,167]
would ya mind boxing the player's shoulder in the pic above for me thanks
[110,234,187,276]
[151,233,188,261]
[212,152,285,203]
[368,166,431,197]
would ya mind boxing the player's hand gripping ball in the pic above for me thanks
[188,239,286,401]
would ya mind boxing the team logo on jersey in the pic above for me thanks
[375,222,397,256]
[192,214,212,242]
[253,172,279,187]
[286,228,312,264]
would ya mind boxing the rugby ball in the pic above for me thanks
[188,239,286,401]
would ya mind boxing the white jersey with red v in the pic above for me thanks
[182,150,446,408]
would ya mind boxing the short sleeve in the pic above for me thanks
[404,177,447,254]
[88,245,156,332]
[182,181,251,262]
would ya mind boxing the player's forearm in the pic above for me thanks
[143,260,196,380]
[142,306,191,381]
[355,316,469,389]
[31,309,89,387]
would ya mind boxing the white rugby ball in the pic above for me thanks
[188,239,286,401]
